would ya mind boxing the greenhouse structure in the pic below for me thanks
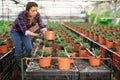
[0,0,120,80]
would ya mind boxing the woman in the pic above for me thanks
[10,2,47,68]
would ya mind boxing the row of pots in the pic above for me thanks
[63,23,120,54]
[56,23,101,67]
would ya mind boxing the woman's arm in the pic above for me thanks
[37,13,47,34]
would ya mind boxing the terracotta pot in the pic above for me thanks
[93,35,98,42]
[39,56,51,68]
[89,33,93,39]
[3,33,6,40]
[58,57,70,70]
[79,49,88,58]
[99,37,105,45]
[45,31,56,40]
[85,32,89,36]
[65,37,69,43]
[82,30,85,34]
[7,39,14,48]
[78,29,81,33]
[89,56,100,67]
[106,41,114,48]
[0,45,8,54]
[114,38,119,43]
[112,28,117,32]
[73,44,80,52]
[69,53,76,63]
[70,39,74,46]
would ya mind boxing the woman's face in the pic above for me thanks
[28,6,38,18]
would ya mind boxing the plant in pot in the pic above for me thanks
[45,24,56,40]
[43,40,52,54]
[66,45,75,63]
[89,48,101,67]
[58,51,71,70]
[55,36,61,49]
[56,40,67,55]
[79,42,90,58]
[99,34,105,45]
[38,48,51,68]
[95,28,99,32]
[107,31,112,37]
[74,37,82,44]
[94,31,99,41]
[0,38,8,54]
[89,30,94,39]
[58,41,67,51]
[6,35,14,48]
[66,45,74,53]
[73,37,82,52]
[70,35,76,46]
[85,29,89,36]
[67,33,73,41]
[106,36,114,48]
[101,29,106,34]
[60,36,65,42]
[114,32,120,43]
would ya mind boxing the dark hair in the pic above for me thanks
[26,2,38,11]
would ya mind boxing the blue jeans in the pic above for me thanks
[10,31,32,56]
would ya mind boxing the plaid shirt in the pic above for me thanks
[10,11,46,35]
